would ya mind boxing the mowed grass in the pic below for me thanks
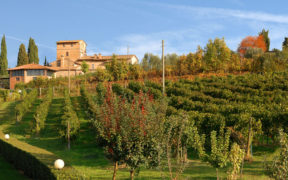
[0,98,277,179]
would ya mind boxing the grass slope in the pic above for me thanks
[0,98,276,179]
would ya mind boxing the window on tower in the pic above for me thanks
[66,52,69,56]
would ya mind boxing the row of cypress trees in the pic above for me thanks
[17,37,39,66]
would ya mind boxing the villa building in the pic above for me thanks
[49,40,138,77]
[7,40,138,89]
[8,64,57,89]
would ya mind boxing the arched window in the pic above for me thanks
[66,52,69,56]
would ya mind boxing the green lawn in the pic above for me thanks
[0,99,277,179]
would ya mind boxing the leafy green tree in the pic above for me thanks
[95,82,106,105]
[28,37,39,64]
[230,113,262,161]
[81,61,89,74]
[176,55,187,75]
[17,44,29,66]
[15,89,38,123]
[141,56,149,71]
[266,129,288,180]
[203,38,231,72]
[227,143,245,180]
[93,89,167,180]
[141,53,161,71]
[128,64,141,80]
[0,35,8,75]
[165,53,179,66]
[259,29,270,51]
[60,89,80,149]
[205,126,231,180]
[282,37,288,60]
[34,87,53,134]
[106,54,128,81]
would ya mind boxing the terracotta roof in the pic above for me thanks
[57,40,85,44]
[51,67,80,71]
[78,54,137,61]
[8,64,57,71]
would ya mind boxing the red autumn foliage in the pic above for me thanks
[238,35,267,56]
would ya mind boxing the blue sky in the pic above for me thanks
[1,0,288,67]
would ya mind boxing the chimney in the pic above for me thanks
[98,53,102,59]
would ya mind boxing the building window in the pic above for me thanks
[27,70,44,76]
[92,64,94,69]
[47,70,54,77]
[71,44,73,47]
[16,77,20,81]
[12,70,24,77]
[57,60,61,67]
[63,44,65,47]
[66,51,69,56]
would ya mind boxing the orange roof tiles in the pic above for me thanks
[8,64,57,71]
[78,54,137,61]
[57,40,84,44]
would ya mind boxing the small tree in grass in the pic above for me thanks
[266,129,288,180]
[227,143,245,180]
[206,126,231,180]
[34,87,53,134]
[93,88,167,180]
[194,124,231,180]
[60,89,80,149]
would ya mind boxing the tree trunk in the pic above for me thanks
[183,147,187,162]
[240,158,244,179]
[216,168,219,180]
[112,161,118,180]
[245,118,253,161]
[130,169,135,180]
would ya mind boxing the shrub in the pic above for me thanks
[15,89,38,123]
[266,129,288,180]
[34,88,53,134]
[60,89,80,149]
[128,81,142,93]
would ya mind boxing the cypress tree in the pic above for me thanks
[259,29,270,51]
[28,37,39,64]
[44,56,48,66]
[0,35,8,75]
[17,44,29,66]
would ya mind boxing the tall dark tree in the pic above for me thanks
[17,44,29,66]
[44,56,48,66]
[28,37,39,64]
[0,35,8,75]
[283,37,288,50]
[259,29,270,51]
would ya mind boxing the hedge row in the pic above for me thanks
[0,131,86,179]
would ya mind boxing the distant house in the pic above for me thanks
[8,64,57,89]
[49,40,138,77]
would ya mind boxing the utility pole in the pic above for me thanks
[162,40,165,95]
[68,58,71,94]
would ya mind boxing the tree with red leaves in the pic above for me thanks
[93,88,167,180]
[238,35,267,56]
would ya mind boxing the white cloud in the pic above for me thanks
[144,2,288,24]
